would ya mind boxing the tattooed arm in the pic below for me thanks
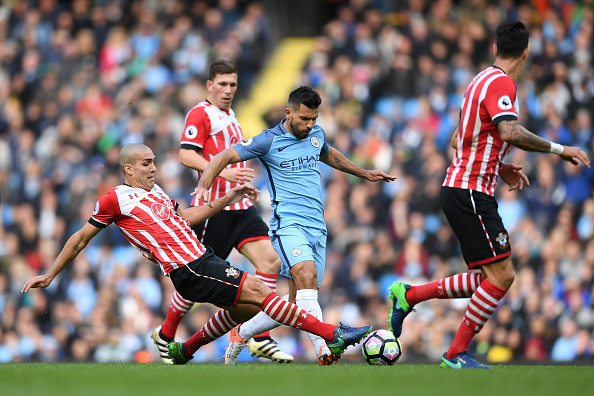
[320,147,397,182]
[498,120,590,167]
[22,222,102,293]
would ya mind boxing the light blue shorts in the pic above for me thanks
[270,225,327,288]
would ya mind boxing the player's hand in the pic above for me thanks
[363,170,397,182]
[21,275,52,293]
[499,162,529,191]
[560,146,591,168]
[225,184,259,206]
[220,167,255,184]
[191,186,212,207]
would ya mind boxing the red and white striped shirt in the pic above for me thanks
[180,101,252,210]
[443,66,519,196]
[89,184,206,274]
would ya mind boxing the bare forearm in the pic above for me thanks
[198,149,236,189]
[181,198,228,226]
[498,120,552,153]
[46,232,87,279]
[180,149,210,172]
[321,147,366,178]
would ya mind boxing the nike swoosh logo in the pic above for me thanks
[395,298,404,310]
[278,143,298,152]
[331,339,345,347]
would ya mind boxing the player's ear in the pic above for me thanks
[284,107,291,119]
[493,44,498,57]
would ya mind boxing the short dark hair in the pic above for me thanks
[496,20,529,59]
[287,86,322,110]
[209,59,237,80]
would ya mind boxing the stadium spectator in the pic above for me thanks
[2,0,594,364]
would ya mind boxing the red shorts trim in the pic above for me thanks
[236,236,270,250]
[232,271,248,308]
[468,251,512,270]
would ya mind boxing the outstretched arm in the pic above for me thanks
[180,148,254,184]
[22,223,102,293]
[498,120,590,167]
[180,184,258,226]
[320,147,396,182]
[191,147,243,206]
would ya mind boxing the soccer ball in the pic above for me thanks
[361,329,402,365]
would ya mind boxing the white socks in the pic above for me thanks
[238,290,330,357]
[238,295,286,339]
[296,289,330,357]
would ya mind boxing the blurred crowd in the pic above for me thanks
[1,0,593,365]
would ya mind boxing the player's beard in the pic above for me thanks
[289,120,309,140]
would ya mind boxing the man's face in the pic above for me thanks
[127,149,156,190]
[206,73,238,110]
[286,104,319,140]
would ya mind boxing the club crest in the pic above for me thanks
[310,136,320,148]
[225,267,240,278]
[496,232,509,249]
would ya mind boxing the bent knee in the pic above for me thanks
[291,268,317,289]
[255,255,281,274]
[244,274,273,297]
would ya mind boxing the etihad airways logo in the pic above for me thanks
[280,154,320,171]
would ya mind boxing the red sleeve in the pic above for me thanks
[181,106,211,150]
[89,190,121,228]
[483,76,518,124]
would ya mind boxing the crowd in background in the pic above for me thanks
[1,0,593,364]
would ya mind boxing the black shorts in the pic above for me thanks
[192,206,270,259]
[169,247,247,308]
[440,187,512,269]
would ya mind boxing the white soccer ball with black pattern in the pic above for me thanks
[361,329,402,365]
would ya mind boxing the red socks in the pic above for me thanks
[185,310,241,356]
[406,272,483,306]
[446,279,507,359]
[260,292,336,342]
[161,291,194,339]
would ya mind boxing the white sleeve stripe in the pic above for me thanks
[492,112,517,120]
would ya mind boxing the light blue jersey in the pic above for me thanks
[234,120,330,286]
[234,120,329,233]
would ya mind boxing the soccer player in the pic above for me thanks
[21,143,372,365]
[151,60,292,364]
[387,20,590,369]
[192,86,397,365]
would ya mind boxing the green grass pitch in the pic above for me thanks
[1,363,592,396]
